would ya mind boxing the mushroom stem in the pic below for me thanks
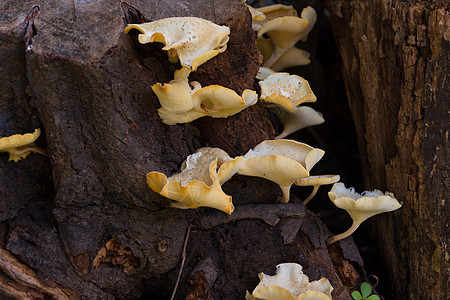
[302,185,319,205]
[327,221,361,245]
[279,185,291,203]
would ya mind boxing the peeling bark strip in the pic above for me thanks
[325,0,449,298]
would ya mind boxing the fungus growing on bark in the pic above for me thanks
[238,139,324,203]
[152,67,257,125]
[245,263,333,300]
[295,175,340,205]
[0,129,47,162]
[146,148,244,214]
[124,17,230,70]
[327,183,402,245]
[259,72,316,111]
[253,5,317,68]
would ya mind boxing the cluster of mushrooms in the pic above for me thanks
[0,3,402,300]
[123,4,402,247]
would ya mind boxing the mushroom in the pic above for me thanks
[256,6,317,68]
[295,175,340,205]
[124,17,230,71]
[146,148,244,214]
[237,139,324,203]
[327,182,402,245]
[252,4,298,32]
[152,68,257,124]
[245,263,333,300]
[259,72,316,111]
[0,129,47,162]
[270,106,324,139]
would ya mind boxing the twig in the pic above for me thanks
[170,225,191,300]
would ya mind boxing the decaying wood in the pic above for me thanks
[325,0,449,298]
[0,0,368,298]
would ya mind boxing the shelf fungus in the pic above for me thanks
[152,67,258,125]
[124,17,230,71]
[0,129,47,162]
[327,183,402,245]
[146,148,244,214]
[259,72,316,111]
[238,139,324,203]
[252,5,317,69]
[245,263,333,300]
[295,175,340,205]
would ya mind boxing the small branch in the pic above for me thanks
[197,203,305,230]
[171,225,191,300]
[0,248,71,299]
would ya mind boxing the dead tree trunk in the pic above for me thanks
[0,0,368,299]
[325,0,449,299]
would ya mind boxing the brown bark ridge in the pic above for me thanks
[325,0,449,298]
[1,0,367,298]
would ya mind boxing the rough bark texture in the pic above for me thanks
[325,0,449,299]
[0,0,368,299]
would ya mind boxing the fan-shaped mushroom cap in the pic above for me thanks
[246,263,333,300]
[0,129,43,162]
[195,88,258,118]
[259,72,316,111]
[296,175,340,187]
[329,183,402,224]
[257,16,308,67]
[251,4,297,32]
[327,183,402,245]
[238,139,324,203]
[155,79,257,125]
[146,148,244,214]
[124,17,230,70]
[295,175,340,205]
[270,106,324,139]
[253,6,316,68]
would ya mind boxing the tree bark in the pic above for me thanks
[0,0,369,299]
[325,0,449,298]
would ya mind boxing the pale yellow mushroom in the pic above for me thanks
[146,148,244,214]
[327,183,402,245]
[256,6,316,68]
[295,175,340,205]
[124,17,230,71]
[246,263,333,300]
[0,129,47,162]
[153,69,257,125]
[238,139,324,203]
[259,72,316,111]
[271,106,324,139]
[253,4,298,32]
